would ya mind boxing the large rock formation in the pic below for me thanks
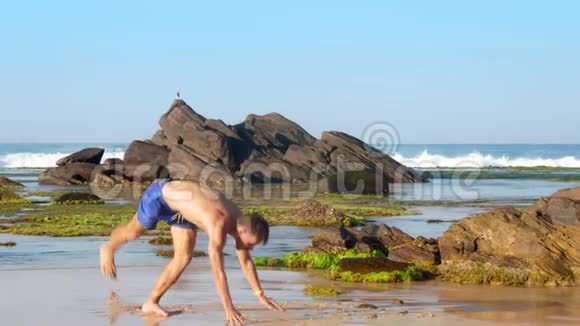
[40,99,424,192]
[439,204,580,286]
[145,99,424,192]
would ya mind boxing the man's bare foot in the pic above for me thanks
[142,301,169,317]
[100,244,117,279]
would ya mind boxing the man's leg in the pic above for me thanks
[100,214,146,279]
[142,226,196,317]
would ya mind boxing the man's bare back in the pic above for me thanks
[161,180,243,235]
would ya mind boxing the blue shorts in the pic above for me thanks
[137,180,197,230]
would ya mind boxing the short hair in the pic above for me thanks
[238,213,270,245]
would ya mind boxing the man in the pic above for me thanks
[100,179,284,324]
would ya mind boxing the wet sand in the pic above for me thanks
[1,205,579,325]
[1,261,579,325]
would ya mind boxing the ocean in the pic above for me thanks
[2,143,580,169]
[2,143,580,203]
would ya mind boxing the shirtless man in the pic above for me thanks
[100,179,284,325]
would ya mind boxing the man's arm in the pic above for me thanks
[208,223,245,324]
[237,248,264,293]
[237,248,285,311]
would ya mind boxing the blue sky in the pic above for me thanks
[0,1,578,144]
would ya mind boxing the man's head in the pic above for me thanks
[236,213,270,250]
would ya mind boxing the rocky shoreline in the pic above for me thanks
[2,168,580,287]
[256,187,580,287]
[37,99,424,194]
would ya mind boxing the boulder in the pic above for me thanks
[347,228,390,254]
[388,241,440,265]
[123,141,170,182]
[234,113,316,152]
[102,158,124,167]
[53,192,102,204]
[91,159,126,187]
[0,188,26,203]
[439,206,580,286]
[310,224,388,255]
[282,145,328,168]
[91,168,125,187]
[154,100,253,171]
[360,224,414,247]
[158,100,207,144]
[236,155,313,183]
[315,131,423,184]
[311,226,358,252]
[39,163,98,185]
[529,187,580,226]
[167,145,231,186]
[56,148,105,166]
[337,257,409,274]
[0,176,24,188]
[359,224,438,264]
[151,129,168,146]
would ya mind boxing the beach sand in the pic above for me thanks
[1,259,579,325]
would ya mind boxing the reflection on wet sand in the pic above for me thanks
[437,283,580,325]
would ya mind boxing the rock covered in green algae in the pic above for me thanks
[303,286,342,296]
[0,188,31,204]
[337,257,409,274]
[439,205,580,286]
[309,224,440,265]
[243,200,366,227]
[156,249,208,257]
[148,237,173,245]
[0,177,24,188]
[52,192,104,205]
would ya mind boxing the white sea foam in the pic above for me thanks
[1,149,580,168]
[391,150,580,168]
[0,152,125,168]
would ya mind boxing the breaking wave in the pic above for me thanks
[391,150,580,168]
[0,151,125,168]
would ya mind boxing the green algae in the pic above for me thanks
[438,261,532,287]
[303,286,342,296]
[156,249,208,257]
[328,265,424,283]
[51,200,105,205]
[0,203,153,237]
[254,249,427,284]
[425,219,460,224]
[0,188,32,205]
[254,249,381,270]
[148,237,173,245]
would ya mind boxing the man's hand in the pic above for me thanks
[257,293,285,311]
[225,306,246,325]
